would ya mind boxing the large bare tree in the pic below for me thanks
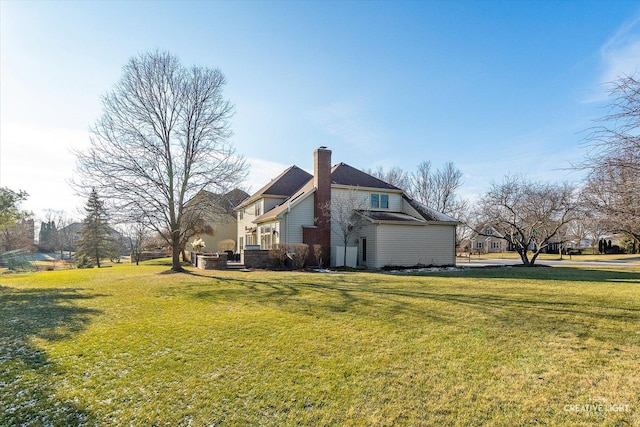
[580,74,640,244]
[475,175,579,266]
[75,51,246,271]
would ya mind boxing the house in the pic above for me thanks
[57,222,126,254]
[236,147,458,269]
[185,188,249,254]
[468,226,509,254]
[1,218,35,253]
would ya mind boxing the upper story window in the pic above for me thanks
[239,209,244,220]
[370,193,389,209]
[254,203,262,216]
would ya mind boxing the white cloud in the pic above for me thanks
[599,15,640,83]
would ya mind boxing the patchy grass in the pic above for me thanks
[1,263,638,426]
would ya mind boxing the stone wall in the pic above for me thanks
[197,253,227,270]
[243,249,277,269]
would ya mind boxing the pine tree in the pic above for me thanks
[76,189,112,268]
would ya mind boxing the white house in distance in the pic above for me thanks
[235,147,458,269]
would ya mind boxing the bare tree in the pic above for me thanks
[124,221,150,265]
[40,210,76,259]
[410,161,468,218]
[475,175,579,266]
[579,74,640,243]
[324,188,370,268]
[581,158,640,242]
[364,166,411,190]
[74,51,246,272]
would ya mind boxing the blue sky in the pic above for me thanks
[1,0,639,218]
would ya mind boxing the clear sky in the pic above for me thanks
[1,0,639,220]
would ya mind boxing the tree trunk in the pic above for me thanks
[171,239,183,272]
[518,249,532,266]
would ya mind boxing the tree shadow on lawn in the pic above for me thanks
[187,271,640,345]
[413,265,640,284]
[0,285,103,425]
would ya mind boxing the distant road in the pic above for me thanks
[458,257,640,268]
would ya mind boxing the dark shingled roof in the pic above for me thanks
[237,166,312,209]
[404,196,459,223]
[360,211,425,223]
[330,163,402,191]
[263,166,313,196]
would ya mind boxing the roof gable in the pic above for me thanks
[254,180,315,223]
[331,163,401,191]
[237,166,312,209]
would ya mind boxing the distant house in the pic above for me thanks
[186,189,249,254]
[56,222,125,254]
[468,226,509,254]
[1,219,35,253]
[236,147,458,268]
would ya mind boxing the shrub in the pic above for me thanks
[269,243,290,268]
[217,239,235,252]
[75,254,94,269]
[313,244,324,268]
[290,244,309,269]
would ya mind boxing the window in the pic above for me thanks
[370,194,379,208]
[380,194,389,209]
[491,241,501,249]
[476,242,484,249]
[239,209,244,220]
[254,203,262,216]
[486,228,493,235]
[370,193,389,209]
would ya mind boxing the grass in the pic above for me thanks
[1,262,639,426]
[462,251,640,263]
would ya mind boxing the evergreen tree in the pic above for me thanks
[76,190,112,268]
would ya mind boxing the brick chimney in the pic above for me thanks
[305,146,332,266]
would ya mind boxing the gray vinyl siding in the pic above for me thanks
[264,196,287,212]
[282,194,315,244]
[373,224,456,268]
[358,223,378,268]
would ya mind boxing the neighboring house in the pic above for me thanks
[57,222,126,254]
[186,188,249,253]
[468,226,509,254]
[236,147,458,269]
[1,219,35,253]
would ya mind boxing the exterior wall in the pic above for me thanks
[237,201,259,252]
[357,222,378,268]
[199,213,237,253]
[282,195,315,244]
[264,196,286,213]
[373,224,456,268]
[328,187,402,250]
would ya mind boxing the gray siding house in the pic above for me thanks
[236,147,458,268]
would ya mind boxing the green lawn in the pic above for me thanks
[1,263,638,426]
